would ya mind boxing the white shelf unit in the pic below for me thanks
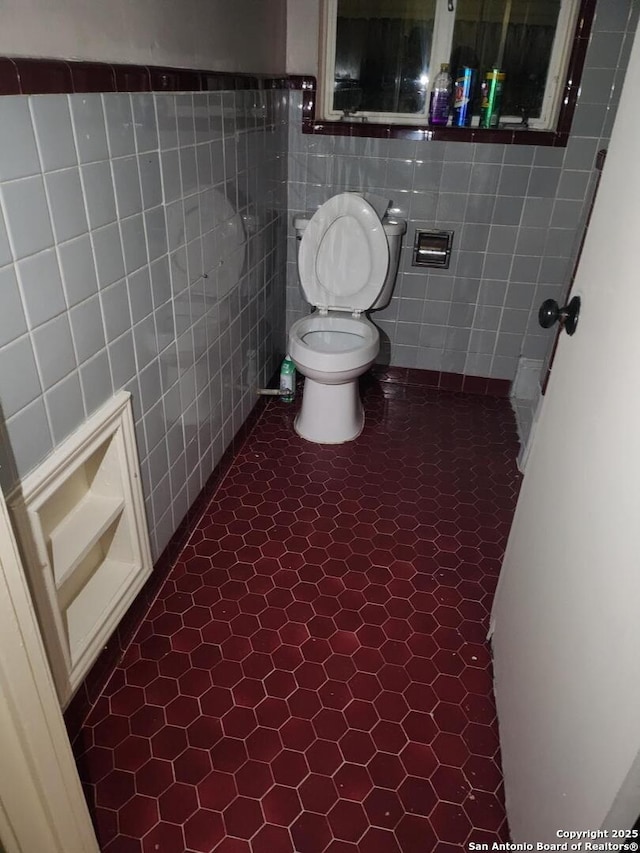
[9,391,153,707]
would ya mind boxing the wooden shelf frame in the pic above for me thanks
[8,391,152,707]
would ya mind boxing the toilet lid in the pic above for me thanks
[299,193,389,311]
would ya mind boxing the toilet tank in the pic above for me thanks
[294,214,407,311]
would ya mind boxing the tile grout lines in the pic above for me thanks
[75,378,522,852]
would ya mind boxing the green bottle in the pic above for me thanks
[279,355,296,403]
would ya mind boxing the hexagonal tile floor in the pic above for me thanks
[75,378,521,851]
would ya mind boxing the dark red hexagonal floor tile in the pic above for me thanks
[463,789,505,831]
[166,694,200,727]
[141,821,185,852]
[299,773,339,813]
[357,826,401,853]
[187,715,224,750]
[245,726,282,762]
[313,708,349,741]
[272,749,309,787]
[339,730,376,765]
[363,788,404,830]
[252,824,294,853]
[327,799,368,842]
[398,777,437,818]
[280,717,315,751]
[134,757,173,797]
[256,696,290,729]
[430,764,469,804]
[223,796,263,840]
[93,714,130,749]
[291,811,332,853]
[395,814,437,853]
[334,763,373,802]
[210,737,248,773]
[367,752,406,790]
[306,738,343,775]
[130,704,165,737]
[158,781,198,824]
[112,734,151,772]
[235,759,274,798]
[429,801,472,844]
[150,724,188,760]
[173,747,212,785]
[197,769,237,811]
[262,784,302,826]
[95,769,135,810]
[184,808,225,852]
[222,705,258,739]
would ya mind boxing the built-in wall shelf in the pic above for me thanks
[9,391,152,707]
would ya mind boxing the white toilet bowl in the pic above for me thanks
[288,313,379,443]
[289,193,406,445]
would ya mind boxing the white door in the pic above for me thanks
[491,23,640,842]
[0,478,98,852]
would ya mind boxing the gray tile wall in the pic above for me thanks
[286,0,639,380]
[0,88,288,559]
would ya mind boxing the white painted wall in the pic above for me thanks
[0,0,287,74]
[286,0,320,74]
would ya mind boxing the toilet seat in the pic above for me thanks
[298,193,389,313]
[289,313,379,376]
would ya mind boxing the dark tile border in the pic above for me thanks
[371,365,511,398]
[63,392,272,744]
[0,56,290,96]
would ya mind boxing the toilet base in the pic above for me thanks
[294,377,364,444]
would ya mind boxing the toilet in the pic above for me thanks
[289,193,406,444]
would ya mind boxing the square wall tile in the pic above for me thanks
[161,149,182,204]
[45,167,88,243]
[16,248,66,328]
[69,94,110,164]
[92,222,125,288]
[121,214,148,274]
[44,370,85,443]
[81,161,117,229]
[144,206,167,262]
[32,313,76,389]
[131,94,159,153]
[79,349,113,415]
[108,329,137,387]
[100,278,131,342]
[0,334,42,417]
[0,96,41,180]
[0,265,27,347]
[58,233,98,307]
[155,95,178,150]
[128,266,153,324]
[1,175,54,259]
[70,294,106,362]
[139,152,163,209]
[0,207,12,267]
[102,94,136,158]
[5,397,52,479]
[112,155,143,218]
[30,95,78,172]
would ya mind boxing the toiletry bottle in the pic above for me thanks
[429,63,452,126]
[279,355,296,403]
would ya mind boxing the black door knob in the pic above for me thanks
[538,295,581,336]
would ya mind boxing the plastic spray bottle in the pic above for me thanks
[279,355,296,403]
